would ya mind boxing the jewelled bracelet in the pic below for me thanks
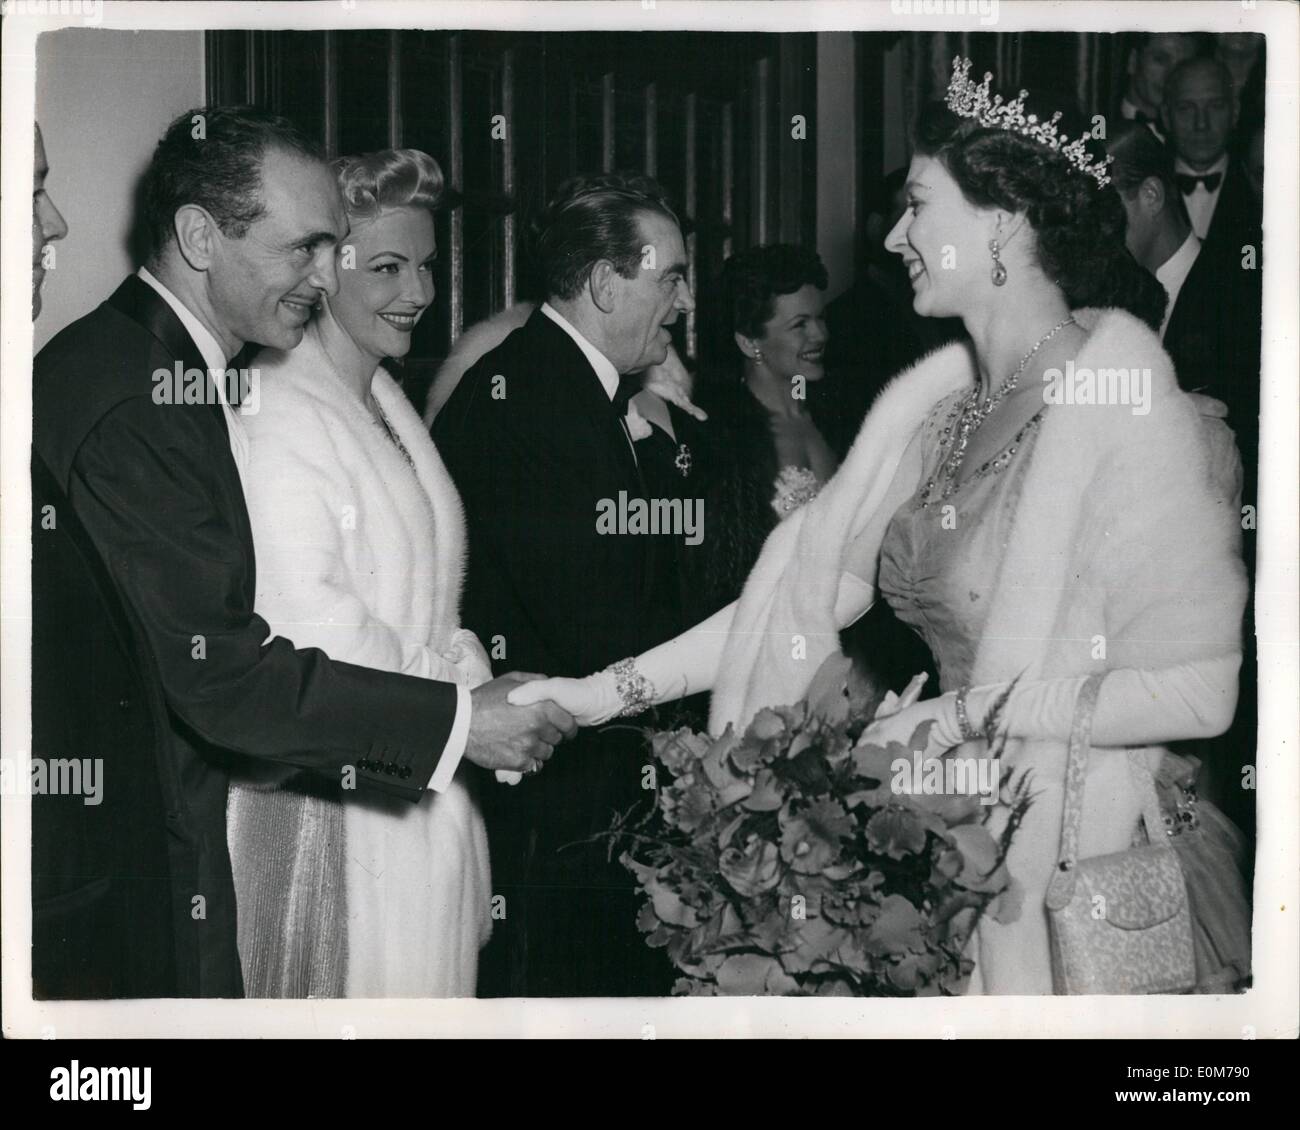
[606,657,654,719]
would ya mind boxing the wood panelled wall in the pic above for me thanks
[206,29,817,408]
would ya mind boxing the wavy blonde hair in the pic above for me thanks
[331,147,444,220]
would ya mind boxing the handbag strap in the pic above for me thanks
[1056,672,1107,870]
[1045,672,1106,909]
[1127,748,1168,844]
[1046,673,1170,910]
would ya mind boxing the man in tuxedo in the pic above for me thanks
[32,107,571,998]
[434,173,696,996]
[1107,121,1261,471]
[1106,119,1261,835]
[1115,32,1198,142]
[1162,56,1262,258]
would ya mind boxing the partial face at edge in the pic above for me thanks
[32,124,69,320]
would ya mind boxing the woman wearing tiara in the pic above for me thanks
[510,60,1252,994]
[226,148,494,997]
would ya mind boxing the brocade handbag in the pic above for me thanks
[1045,673,1197,995]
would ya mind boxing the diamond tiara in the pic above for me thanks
[944,56,1113,189]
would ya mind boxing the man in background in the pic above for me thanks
[435,173,698,996]
[1116,32,1198,141]
[1162,56,1262,257]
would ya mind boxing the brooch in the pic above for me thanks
[674,442,692,477]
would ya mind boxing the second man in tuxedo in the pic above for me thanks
[435,174,697,996]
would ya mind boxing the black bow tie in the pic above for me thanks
[611,373,641,416]
[1176,171,1223,195]
[1130,108,1155,126]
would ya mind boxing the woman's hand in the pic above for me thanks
[506,672,620,728]
[856,691,962,760]
[445,627,493,688]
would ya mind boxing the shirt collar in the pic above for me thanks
[1174,153,1229,182]
[1155,229,1201,290]
[137,266,229,378]
[540,301,620,400]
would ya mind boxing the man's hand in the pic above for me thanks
[464,672,577,773]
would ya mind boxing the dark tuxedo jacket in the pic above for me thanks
[33,276,461,997]
[1163,238,1262,487]
[31,452,178,999]
[434,308,688,995]
[1199,158,1263,261]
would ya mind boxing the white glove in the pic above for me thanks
[641,344,708,422]
[505,671,621,727]
[444,628,493,688]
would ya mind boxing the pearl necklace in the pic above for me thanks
[920,314,1075,508]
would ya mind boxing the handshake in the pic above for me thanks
[462,672,579,780]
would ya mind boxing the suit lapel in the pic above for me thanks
[530,310,643,491]
[107,275,230,440]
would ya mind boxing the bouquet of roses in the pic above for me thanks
[609,654,1032,996]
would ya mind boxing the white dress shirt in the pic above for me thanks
[137,267,249,482]
[136,267,470,790]
[1175,153,1229,242]
[1155,230,1202,339]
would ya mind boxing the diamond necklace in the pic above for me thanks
[921,314,1075,508]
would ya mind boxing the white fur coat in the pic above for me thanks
[236,324,493,997]
[245,327,487,686]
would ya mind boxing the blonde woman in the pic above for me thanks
[227,149,496,997]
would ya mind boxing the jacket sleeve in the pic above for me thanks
[67,398,457,799]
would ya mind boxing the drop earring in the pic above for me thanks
[989,238,1007,286]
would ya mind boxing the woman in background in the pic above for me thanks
[227,148,493,998]
[694,245,843,614]
[696,244,932,689]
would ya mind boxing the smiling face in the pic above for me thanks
[205,146,348,352]
[885,153,991,321]
[748,284,828,382]
[608,209,695,373]
[32,125,68,319]
[1164,62,1237,171]
[331,206,436,363]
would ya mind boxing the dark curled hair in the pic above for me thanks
[140,105,324,262]
[914,96,1166,331]
[1105,120,1190,226]
[531,172,679,301]
[722,243,829,341]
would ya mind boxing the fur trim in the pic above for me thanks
[243,327,470,675]
[423,302,535,425]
